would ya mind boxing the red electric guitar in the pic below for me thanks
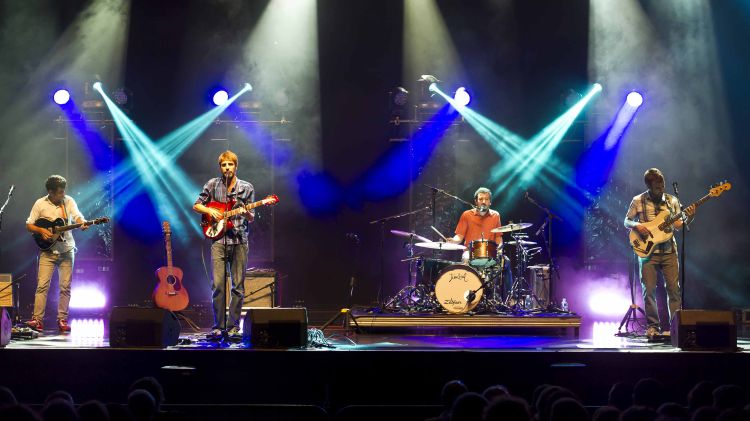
[153,221,189,311]
[201,194,279,240]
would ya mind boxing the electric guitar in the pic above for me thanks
[629,181,731,258]
[32,217,110,250]
[201,194,279,240]
[153,221,189,311]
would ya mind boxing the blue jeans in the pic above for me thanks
[210,242,248,330]
[639,252,681,329]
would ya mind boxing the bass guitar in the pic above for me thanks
[201,194,279,240]
[32,217,110,250]
[629,181,731,258]
[153,221,189,311]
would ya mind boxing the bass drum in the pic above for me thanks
[434,265,484,314]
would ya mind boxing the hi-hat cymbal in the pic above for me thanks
[390,229,431,243]
[505,240,537,246]
[491,222,533,233]
[415,241,466,251]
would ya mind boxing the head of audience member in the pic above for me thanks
[537,386,577,421]
[127,390,156,421]
[78,400,110,421]
[657,402,688,421]
[633,378,665,409]
[690,406,719,421]
[483,395,531,421]
[449,392,488,421]
[42,398,78,421]
[0,386,17,406]
[549,397,589,421]
[482,385,509,402]
[715,408,750,421]
[608,382,633,411]
[44,390,74,405]
[441,380,468,410]
[128,377,164,408]
[688,381,716,413]
[620,405,658,421]
[0,404,42,421]
[592,406,620,421]
[712,385,747,411]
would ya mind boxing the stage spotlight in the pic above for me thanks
[592,82,603,92]
[428,83,438,93]
[93,81,103,92]
[392,87,409,106]
[53,89,71,105]
[453,87,471,107]
[213,89,229,106]
[626,91,643,107]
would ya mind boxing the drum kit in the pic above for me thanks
[384,221,546,315]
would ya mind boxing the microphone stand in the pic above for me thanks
[370,206,430,310]
[424,184,476,210]
[0,185,14,234]
[673,182,687,309]
[525,192,563,310]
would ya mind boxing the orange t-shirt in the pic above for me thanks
[454,209,503,247]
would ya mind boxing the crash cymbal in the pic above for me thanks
[415,241,466,251]
[491,222,533,233]
[505,240,537,246]
[390,229,431,243]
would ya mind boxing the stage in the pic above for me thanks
[3,313,749,416]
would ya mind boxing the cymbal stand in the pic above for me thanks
[503,230,540,312]
[525,192,564,310]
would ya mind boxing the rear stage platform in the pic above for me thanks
[2,312,749,413]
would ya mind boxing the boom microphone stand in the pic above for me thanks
[524,192,562,310]
[673,182,687,309]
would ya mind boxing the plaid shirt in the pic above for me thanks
[195,177,255,244]
[625,191,681,254]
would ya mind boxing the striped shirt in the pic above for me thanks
[195,177,255,244]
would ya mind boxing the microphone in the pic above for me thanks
[8,185,14,197]
[672,182,679,196]
[524,191,529,201]
[535,219,547,236]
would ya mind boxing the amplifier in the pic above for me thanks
[0,274,12,307]
[226,269,276,309]
[671,309,737,351]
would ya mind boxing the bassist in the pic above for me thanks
[24,175,88,333]
[624,168,696,338]
[193,150,254,338]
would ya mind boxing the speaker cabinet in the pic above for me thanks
[226,270,276,310]
[242,307,307,348]
[670,309,737,351]
[1,308,10,347]
[0,274,12,307]
[109,307,180,348]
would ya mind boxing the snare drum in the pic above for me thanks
[469,240,499,267]
[434,265,484,314]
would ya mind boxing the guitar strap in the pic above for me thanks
[640,193,650,222]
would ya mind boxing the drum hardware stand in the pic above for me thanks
[615,251,647,337]
[525,192,564,311]
[503,229,541,312]
[370,206,430,310]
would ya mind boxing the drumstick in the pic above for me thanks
[430,225,448,241]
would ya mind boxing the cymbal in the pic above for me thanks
[415,241,466,251]
[390,229,430,243]
[491,222,533,233]
[505,240,537,245]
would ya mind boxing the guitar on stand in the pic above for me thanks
[153,221,189,311]
[32,217,110,250]
[629,181,731,258]
[201,194,279,240]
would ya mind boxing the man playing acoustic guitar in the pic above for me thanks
[193,150,254,339]
[25,175,88,333]
[624,168,696,338]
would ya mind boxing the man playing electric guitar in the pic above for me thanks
[624,168,696,338]
[193,150,254,339]
[25,175,88,333]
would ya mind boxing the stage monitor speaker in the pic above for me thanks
[242,307,307,348]
[670,309,737,351]
[1,308,11,347]
[226,270,276,310]
[109,307,180,348]
[0,274,12,307]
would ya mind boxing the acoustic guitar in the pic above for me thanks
[153,221,189,311]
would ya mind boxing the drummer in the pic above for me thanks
[447,187,513,297]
